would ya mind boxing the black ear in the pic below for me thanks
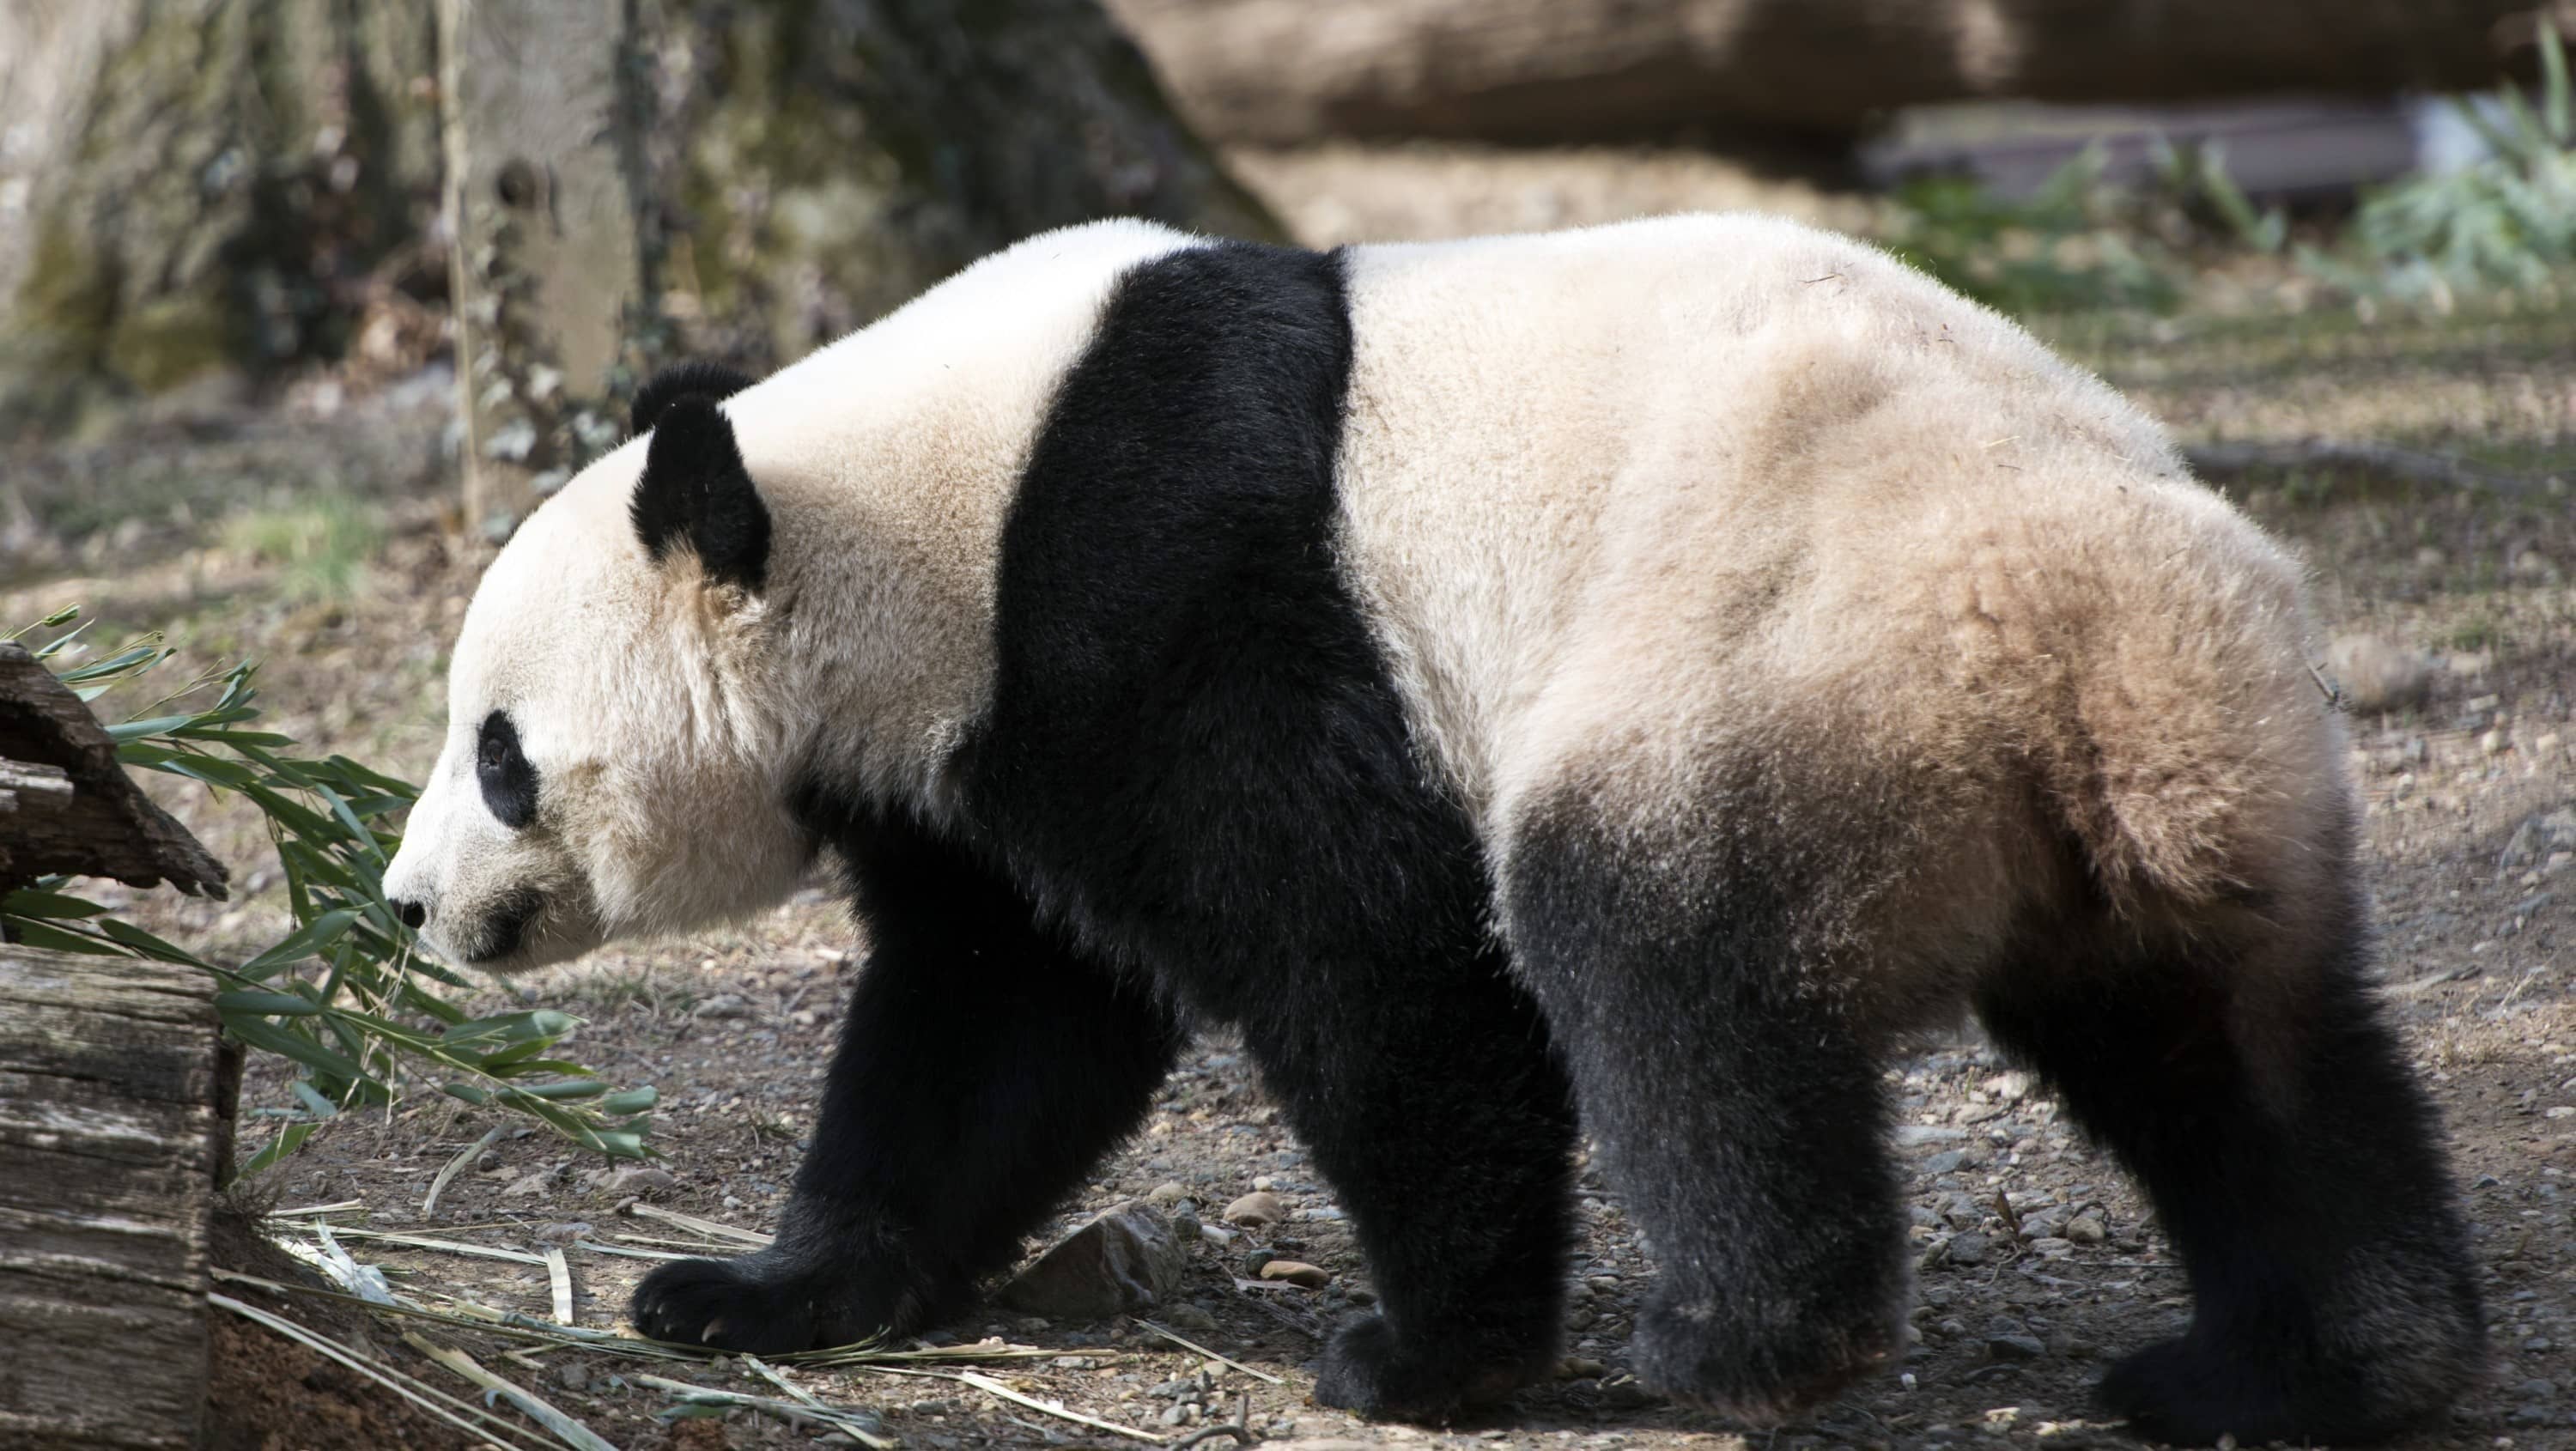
[631,361,758,438]
[631,395,772,592]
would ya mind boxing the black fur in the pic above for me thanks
[475,709,538,829]
[1978,875,2483,1444]
[633,241,1580,1415]
[633,798,1186,1351]
[630,395,772,592]
[631,360,757,437]
[1504,771,1910,1420]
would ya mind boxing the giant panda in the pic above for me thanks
[380,215,2482,1445]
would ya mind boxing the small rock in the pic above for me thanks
[2535,732,2565,758]
[1922,1150,1966,1175]
[1599,1376,1661,1409]
[1052,1356,1096,1370]
[997,1203,1184,1320]
[1223,1191,1284,1228]
[693,994,751,1020]
[600,1165,677,1197]
[2064,1213,2108,1245]
[2483,730,2510,756]
[531,1220,593,1245]
[1557,1357,1608,1380]
[1947,1232,1992,1266]
[2326,634,2433,713]
[1988,1333,2047,1361]
[1145,1181,1194,1208]
[1162,1303,1219,1332]
[1896,1125,1968,1147]
[1258,1260,1329,1289]
[501,1170,555,1199]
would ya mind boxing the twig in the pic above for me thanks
[406,1332,622,1451]
[860,1364,1170,1444]
[425,1126,506,1218]
[628,1202,772,1246]
[744,1357,897,1450]
[2183,440,2546,495]
[1172,1393,1256,1448]
[635,1373,894,1448]
[1130,1316,1284,1385]
[319,1225,550,1265]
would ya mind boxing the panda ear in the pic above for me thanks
[631,361,758,438]
[631,395,771,593]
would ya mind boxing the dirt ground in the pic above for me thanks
[5,144,2574,1451]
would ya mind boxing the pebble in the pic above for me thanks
[2065,1213,2108,1245]
[1145,1181,1194,1208]
[1259,1259,1330,1289]
[1162,1303,1219,1332]
[1946,1232,1992,1266]
[1223,1191,1284,1228]
[692,993,751,1019]
[1557,1357,1608,1380]
[1988,1333,2047,1361]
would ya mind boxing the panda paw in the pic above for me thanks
[1631,1290,1896,1424]
[1312,1314,1542,1423]
[629,1251,920,1353]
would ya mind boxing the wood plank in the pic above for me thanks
[0,946,227,1450]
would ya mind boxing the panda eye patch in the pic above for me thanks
[476,710,538,829]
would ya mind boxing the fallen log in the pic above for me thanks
[1108,0,2537,145]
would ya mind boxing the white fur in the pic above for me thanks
[385,219,1198,972]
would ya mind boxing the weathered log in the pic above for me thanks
[1106,0,2537,145]
[0,642,227,901]
[0,946,234,1451]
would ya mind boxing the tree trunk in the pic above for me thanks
[0,0,1274,490]
[1106,0,2538,145]
[0,0,445,442]
[0,946,236,1451]
[443,0,1280,536]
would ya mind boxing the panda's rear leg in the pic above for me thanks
[1503,802,1910,1423]
[1976,911,2484,1445]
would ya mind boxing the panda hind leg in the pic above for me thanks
[1975,902,2484,1446]
[1502,798,1911,1424]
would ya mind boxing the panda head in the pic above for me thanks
[382,366,817,974]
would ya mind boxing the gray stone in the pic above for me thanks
[1946,1232,1992,1266]
[997,1203,1184,1320]
[1988,1333,2047,1361]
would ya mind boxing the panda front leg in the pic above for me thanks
[1501,798,1910,1424]
[1238,938,1582,1421]
[630,821,1186,1352]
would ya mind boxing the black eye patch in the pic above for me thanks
[477,710,538,829]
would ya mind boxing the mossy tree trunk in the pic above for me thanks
[446,0,1277,534]
[0,0,444,443]
[2,0,1275,482]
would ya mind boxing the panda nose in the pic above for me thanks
[392,897,428,930]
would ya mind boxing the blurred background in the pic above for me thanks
[4,8,2576,1447]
